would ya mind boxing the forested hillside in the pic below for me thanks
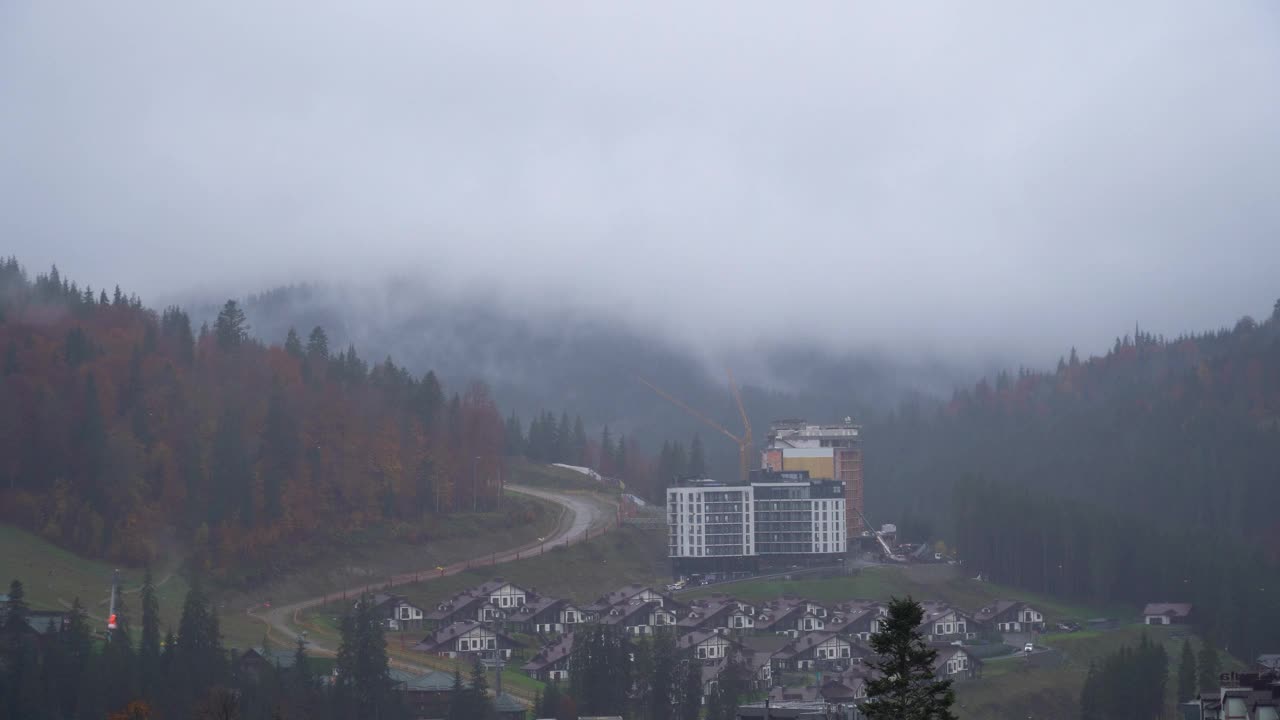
[868,302,1280,656]
[0,260,505,578]
[214,283,986,481]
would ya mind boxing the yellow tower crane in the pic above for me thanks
[636,370,753,483]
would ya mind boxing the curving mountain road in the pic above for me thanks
[247,485,610,661]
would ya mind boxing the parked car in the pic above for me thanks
[1056,621,1081,633]
[1023,643,1035,654]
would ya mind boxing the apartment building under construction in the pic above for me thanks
[761,419,865,534]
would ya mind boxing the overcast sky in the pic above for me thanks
[2,2,1278,363]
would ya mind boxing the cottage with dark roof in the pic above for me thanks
[974,600,1045,634]
[769,632,869,674]
[931,643,979,681]
[1143,603,1193,625]
[599,599,677,636]
[411,619,524,659]
[918,602,974,642]
[522,632,573,682]
[358,593,428,631]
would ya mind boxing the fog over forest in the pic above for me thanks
[4,2,1280,370]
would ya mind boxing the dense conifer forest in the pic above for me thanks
[0,259,506,578]
[870,302,1280,656]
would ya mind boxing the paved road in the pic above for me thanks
[247,485,610,666]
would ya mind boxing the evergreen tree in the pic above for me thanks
[175,575,226,705]
[306,326,329,360]
[467,656,496,720]
[139,565,162,694]
[100,591,137,714]
[1198,635,1222,696]
[259,381,298,523]
[599,426,614,474]
[572,416,588,465]
[1,580,34,719]
[678,660,702,720]
[336,594,394,719]
[74,373,108,505]
[60,598,94,719]
[540,680,563,719]
[213,300,249,351]
[556,412,572,464]
[211,405,253,527]
[1177,638,1197,703]
[1080,661,1102,720]
[688,433,706,477]
[504,414,525,457]
[862,596,957,720]
[647,629,678,720]
[446,667,466,720]
[284,328,304,358]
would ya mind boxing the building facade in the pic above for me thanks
[762,419,864,534]
[668,476,847,573]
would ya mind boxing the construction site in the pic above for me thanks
[640,374,912,576]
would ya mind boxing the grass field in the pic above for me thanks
[952,622,1234,719]
[0,490,566,649]
[682,563,1129,625]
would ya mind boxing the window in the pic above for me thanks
[487,639,496,649]
[842,647,850,658]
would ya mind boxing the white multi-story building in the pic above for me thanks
[667,474,846,573]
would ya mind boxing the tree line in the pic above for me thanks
[953,475,1280,658]
[0,572,423,720]
[0,259,506,579]
[1079,634,1168,720]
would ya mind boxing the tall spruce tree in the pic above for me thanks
[139,565,161,693]
[678,660,702,720]
[862,596,957,720]
[1177,638,1198,703]
[688,433,706,477]
[213,300,249,351]
[1,580,34,719]
[1198,635,1222,696]
[1080,661,1102,720]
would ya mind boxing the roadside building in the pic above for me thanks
[1143,603,1193,625]
[761,419,865,534]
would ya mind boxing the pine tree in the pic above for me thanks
[447,666,466,720]
[2,579,34,719]
[306,326,329,360]
[139,565,161,694]
[647,629,678,720]
[259,381,298,523]
[467,656,496,720]
[284,328,304,358]
[1080,661,1102,720]
[572,416,588,465]
[556,412,572,464]
[688,433,706,477]
[1198,635,1221,696]
[862,596,957,720]
[540,680,563,718]
[61,598,94,719]
[678,660,702,720]
[213,300,249,351]
[1177,638,1197,703]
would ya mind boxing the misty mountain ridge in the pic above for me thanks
[190,280,1007,478]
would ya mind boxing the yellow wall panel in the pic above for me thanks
[782,456,835,479]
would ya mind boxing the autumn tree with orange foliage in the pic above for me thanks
[0,259,506,571]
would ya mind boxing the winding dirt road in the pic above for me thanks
[247,485,610,661]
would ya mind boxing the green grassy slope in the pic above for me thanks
[682,564,1128,624]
